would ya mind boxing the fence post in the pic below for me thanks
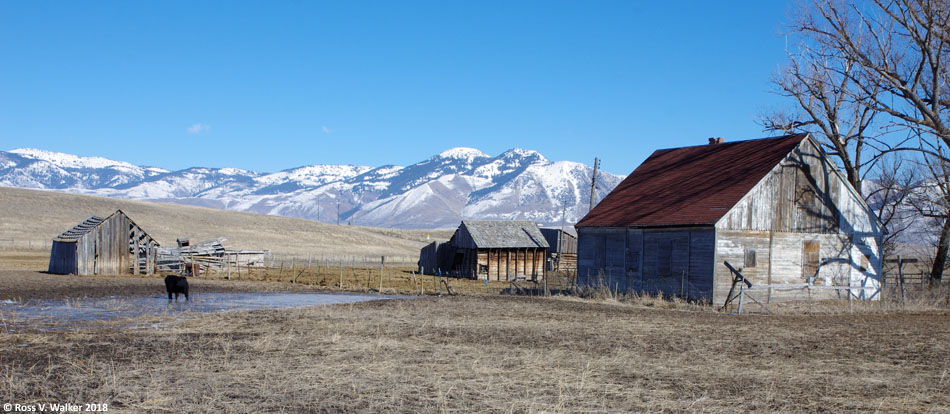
[848,284,854,313]
[898,256,907,307]
[737,283,745,315]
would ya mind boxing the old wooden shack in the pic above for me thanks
[576,134,883,305]
[419,220,549,280]
[48,210,159,275]
[540,226,577,273]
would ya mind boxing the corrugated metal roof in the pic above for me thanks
[577,134,809,228]
[54,216,106,241]
[462,220,550,248]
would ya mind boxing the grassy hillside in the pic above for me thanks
[0,187,453,258]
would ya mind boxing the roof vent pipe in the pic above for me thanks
[708,137,724,145]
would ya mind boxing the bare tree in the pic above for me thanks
[784,0,950,282]
[762,25,887,195]
[865,154,921,257]
[908,146,950,282]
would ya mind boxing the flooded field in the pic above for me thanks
[0,292,401,329]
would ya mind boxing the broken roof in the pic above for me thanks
[460,220,550,248]
[53,209,157,245]
[577,134,809,228]
[55,215,107,241]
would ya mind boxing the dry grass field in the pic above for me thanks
[1,295,947,413]
[3,188,950,412]
[0,187,453,258]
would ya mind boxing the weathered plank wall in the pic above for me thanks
[48,241,78,274]
[418,241,442,274]
[716,140,842,234]
[477,248,545,280]
[49,211,158,276]
[578,137,882,305]
[73,212,130,275]
[577,227,715,301]
[713,138,883,304]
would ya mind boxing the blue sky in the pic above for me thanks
[0,1,797,175]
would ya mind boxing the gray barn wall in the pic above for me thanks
[577,227,715,302]
[48,241,78,274]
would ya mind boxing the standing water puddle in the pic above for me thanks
[0,292,404,330]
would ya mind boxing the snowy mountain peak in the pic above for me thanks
[499,148,547,162]
[437,147,490,160]
[0,147,624,229]
[10,148,165,172]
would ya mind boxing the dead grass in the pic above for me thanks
[1,296,948,412]
[0,187,452,257]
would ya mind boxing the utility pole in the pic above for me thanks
[589,157,600,212]
[337,201,341,225]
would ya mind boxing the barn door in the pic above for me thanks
[802,240,820,281]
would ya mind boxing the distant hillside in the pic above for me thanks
[0,147,624,229]
[0,187,453,259]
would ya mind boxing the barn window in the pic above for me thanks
[744,248,756,268]
[657,240,672,277]
[626,248,640,272]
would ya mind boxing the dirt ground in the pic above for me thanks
[2,293,949,412]
[2,250,949,412]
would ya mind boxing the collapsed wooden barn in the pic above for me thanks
[576,134,884,305]
[418,220,549,280]
[157,237,270,274]
[540,226,577,273]
[48,209,159,275]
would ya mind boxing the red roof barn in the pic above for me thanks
[575,134,883,305]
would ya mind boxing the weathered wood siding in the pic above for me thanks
[712,138,883,304]
[48,241,78,274]
[452,225,477,249]
[541,229,578,273]
[717,139,843,234]
[577,227,715,301]
[472,248,545,280]
[48,210,158,276]
[78,212,130,275]
[578,137,882,305]
[419,241,453,275]
[713,232,862,303]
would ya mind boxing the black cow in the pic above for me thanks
[164,275,189,301]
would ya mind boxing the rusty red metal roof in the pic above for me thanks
[577,134,809,228]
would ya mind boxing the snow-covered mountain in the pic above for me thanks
[0,147,624,229]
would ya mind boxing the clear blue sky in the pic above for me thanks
[0,1,797,175]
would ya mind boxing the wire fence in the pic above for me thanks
[0,238,51,250]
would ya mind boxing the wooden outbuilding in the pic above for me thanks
[48,210,159,275]
[419,220,549,280]
[540,226,577,273]
[576,134,884,305]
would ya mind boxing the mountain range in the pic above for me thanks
[0,147,624,229]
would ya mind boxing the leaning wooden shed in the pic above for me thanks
[48,210,159,275]
[576,134,883,305]
[423,220,550,280]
